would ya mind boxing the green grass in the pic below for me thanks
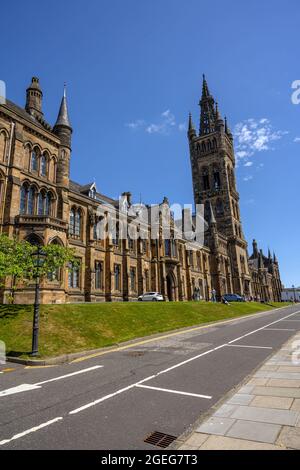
[0,301,292,359]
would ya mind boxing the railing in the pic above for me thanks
[16,214,67,229]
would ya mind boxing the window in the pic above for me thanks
[129,237,135,252]
[130,267,136,292]
[68,261,80,288]
[45,192,52,216]
[144,269,150,291]
[113,223,120,247]
[69,208,82,237]
[95,261,103,290]
[38,192,45,215]
[40,154,47,177]
[20,185,28,214]
[213,171,221,189]
[114,264,121,291]
[165,239,171,257]
[203,171,210,190]
[216,199,224,216]
[27,187,35,214]
[31,151,38,172]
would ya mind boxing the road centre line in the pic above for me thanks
[264,328,296,331]
[135,384,212,399]
[35,365,103,385]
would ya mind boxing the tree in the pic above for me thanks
[0,234,77,303]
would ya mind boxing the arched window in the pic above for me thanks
[165,239,171,257]
[31,151,38,172]
[20,185,28,214]
[0,131,7,161]
[40,154,47,177]
[95,261,103,290]
[75,209,81,236]
[69,209,75,235]
[130,267,136,292]
[202,168,210,190]
[213,170,221,189]
[114,264,121,291]
[45,192,52,216]
[113,222,120,246]
[37,192,45,215]
[68,261,80,288]
[27,187,35,214]
[216,198,224,215]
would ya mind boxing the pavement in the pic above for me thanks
[0,303,300,449]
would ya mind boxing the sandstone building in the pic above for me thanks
[0,76,282,304]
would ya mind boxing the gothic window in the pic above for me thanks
[113,222,120,247]
[129,237,135,252]
[69,209,75,235]
[197,252,201,270]
[68,261,80,288]
[27,186,35,214]
[114,264,121,291]
[165,239,171,257]
[216,198,224,215]
[40,154,47,177]
[95,261,103,290]
[213,171,221,189]
[45,192,53,216]
[31,151,38,172]
[20,185,28,214]
[37,192,45,215]
[0,131,7,161]
[130,267,136,292]
[202,169,210,190]
[74,209,81,236]
[144,269,150,291]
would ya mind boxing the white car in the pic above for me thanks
[138,292,164,302]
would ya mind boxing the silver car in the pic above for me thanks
[138,292,164,302]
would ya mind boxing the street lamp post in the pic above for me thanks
[31,247,47,357]
[292,285,296,303]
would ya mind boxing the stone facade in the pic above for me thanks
[0,76,282,304]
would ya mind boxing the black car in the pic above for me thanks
[223,293,245,302]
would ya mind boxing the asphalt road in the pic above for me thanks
[1,304,300,450]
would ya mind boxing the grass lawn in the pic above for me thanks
[0,301,292,359]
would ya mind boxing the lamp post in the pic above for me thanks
[292,285,296,303]
[31,246,47,356]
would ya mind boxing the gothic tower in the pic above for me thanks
[188,75,252,296]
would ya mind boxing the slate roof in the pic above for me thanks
[1,99,52,132]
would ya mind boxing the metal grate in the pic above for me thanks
[144,431,177,448]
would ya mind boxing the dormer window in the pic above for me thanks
[89,187,96,199]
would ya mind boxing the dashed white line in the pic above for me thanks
[0,417,63,446]
[36,365,103,385]
[135,384,212,399]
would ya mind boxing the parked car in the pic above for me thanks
[138,292,164,302]
[222,293,246,302]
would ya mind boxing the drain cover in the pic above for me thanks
[144,431,177,448]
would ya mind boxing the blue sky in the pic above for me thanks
[1,0,299,287]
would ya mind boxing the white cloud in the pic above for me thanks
[243,175,253,182]
[234,118,288,164]
[244,161,253,167]
[294,137,300,142]
[126,110,183,136]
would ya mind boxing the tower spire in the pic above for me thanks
[25,76,43,118]
[188,112,196,139]
[199,74,216,135]
[53,84,72,148]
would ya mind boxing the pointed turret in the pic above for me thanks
[53,85,72,148]
[199,74,216,135]
[215,102,224,132]
[273,251,278,264]
[209,202,217,226]
[188,112,196,139]
[252,239,258,258]
[25,77,43,118]
[224,116,233,141]
[258,249,264,269]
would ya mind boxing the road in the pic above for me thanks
[0,304,300,450]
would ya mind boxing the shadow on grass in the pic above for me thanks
[0,305,32,319]
[7,350,32,357]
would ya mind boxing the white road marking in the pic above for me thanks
[0,417,63,446]
[36,365,103,385]
[226,344,273,350]
[264,328,296,332]
[0,383,41,397]
[0,365,103,398]
[135,384,212,399]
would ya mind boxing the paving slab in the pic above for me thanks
[227,393,254,405]
[226,419,281,444]
[250,395,293,410]
[230,405,299,426]
[254,371,300,379]
[184,433,209,448]
[199,435,284,450]
[291,399,300,411]
[196,417,235,436]
[248,378,269,386]
[214,404,239,418]
[267,378,300,388]
[276,426,300,449]
[253,385,300,398]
